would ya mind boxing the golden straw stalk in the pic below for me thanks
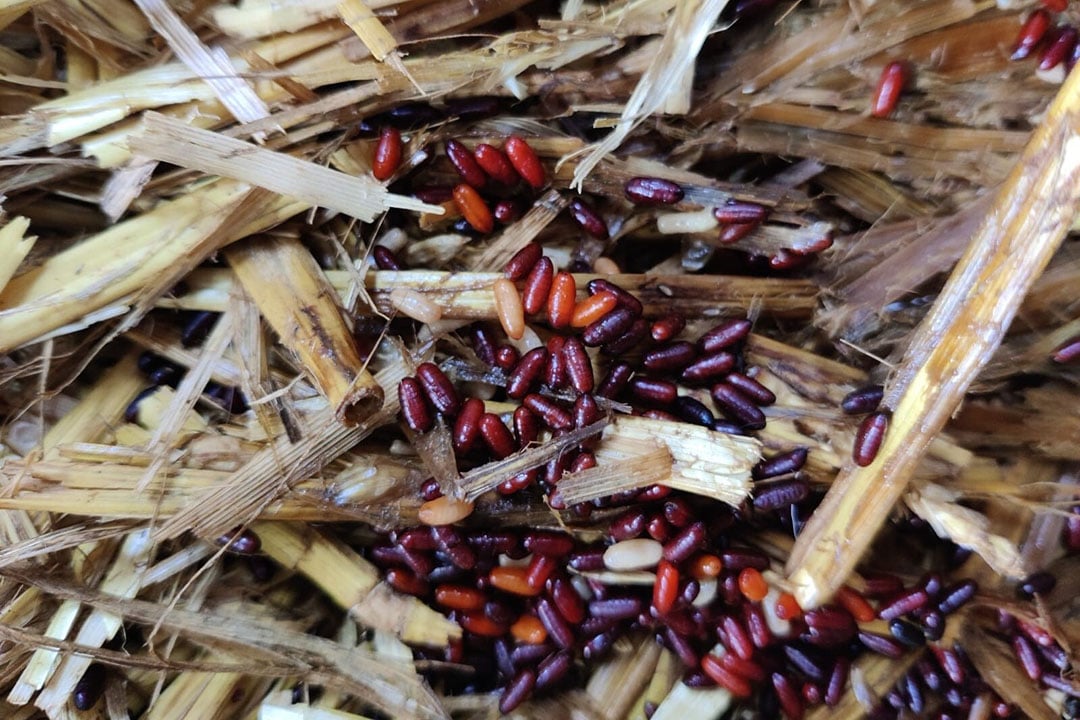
[0,180,304,353]
[226,235,384,425]
[786,64,1080,610]
[161,268,819,320]
[0,217,35,294]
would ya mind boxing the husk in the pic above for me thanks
[553,416,759,507]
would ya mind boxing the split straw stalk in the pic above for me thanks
[786,62,1080,609]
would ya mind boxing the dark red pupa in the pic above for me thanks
[544,336,568,389]
[596,361,633,399]
[523,393,573,430]
[681,351,736,383]
[771,671,805,719]
[877,587,929,621]
[416,362,461,416]
[726,371,776,406]
[752,447,808,480]
[372,245,405,271]
[72,664,107,711]
[804,605,858,645]
[663,521,707,564]
[643,341,697,372]
[563,337,594,393]
[452,396,485,453]
[568,197,609,240]
[1038,26,1078,71]
[398,377,433,433]
[601,318,649,356]
[522,257,555,316]
[840,384,884,415]
[506,347,548,399]
[858,630,905,658]
[853,410,889,466]
[663,497,695,527]
[505,242,543,281]
[825,657,850,707]
[419,478,443,501]
[536,597,575,649]
[624,176,684,205]
[1012,634,1042,681]
[495,345,519,371]
[513,405,539,449]
[610,509,647,541]
[718,614,755,661]
[710,383,767,430]
[936,579,977,615]
[392,546,432,577]
[752,478,810,512]
[714,200,768,225]
[499,668,536,714]
[698,318,751,354]
[720,547,769,570]
[535,649,573,691]
[215,527,261,555]
[582,306,637,347]
[493,200,522,224]
[413,186,454,204]
[630,377,679,407]
[445,138,488,188]
[479,413,516,459]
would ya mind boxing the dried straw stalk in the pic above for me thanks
[161,269,819,320]
[226,234,383,425]
[151,359,409,541]
[553,416,759,507]
[0,569,449,720]
[650,682,731,720]
[0,180,305,353]
[254,522,459,647]
[569,0,728,187]
[0,217,35,294]
[128,112,441,221]
[132,0,269,126]
[0,453,416,522]
[40,352,143,455]
[584,635,663,720]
